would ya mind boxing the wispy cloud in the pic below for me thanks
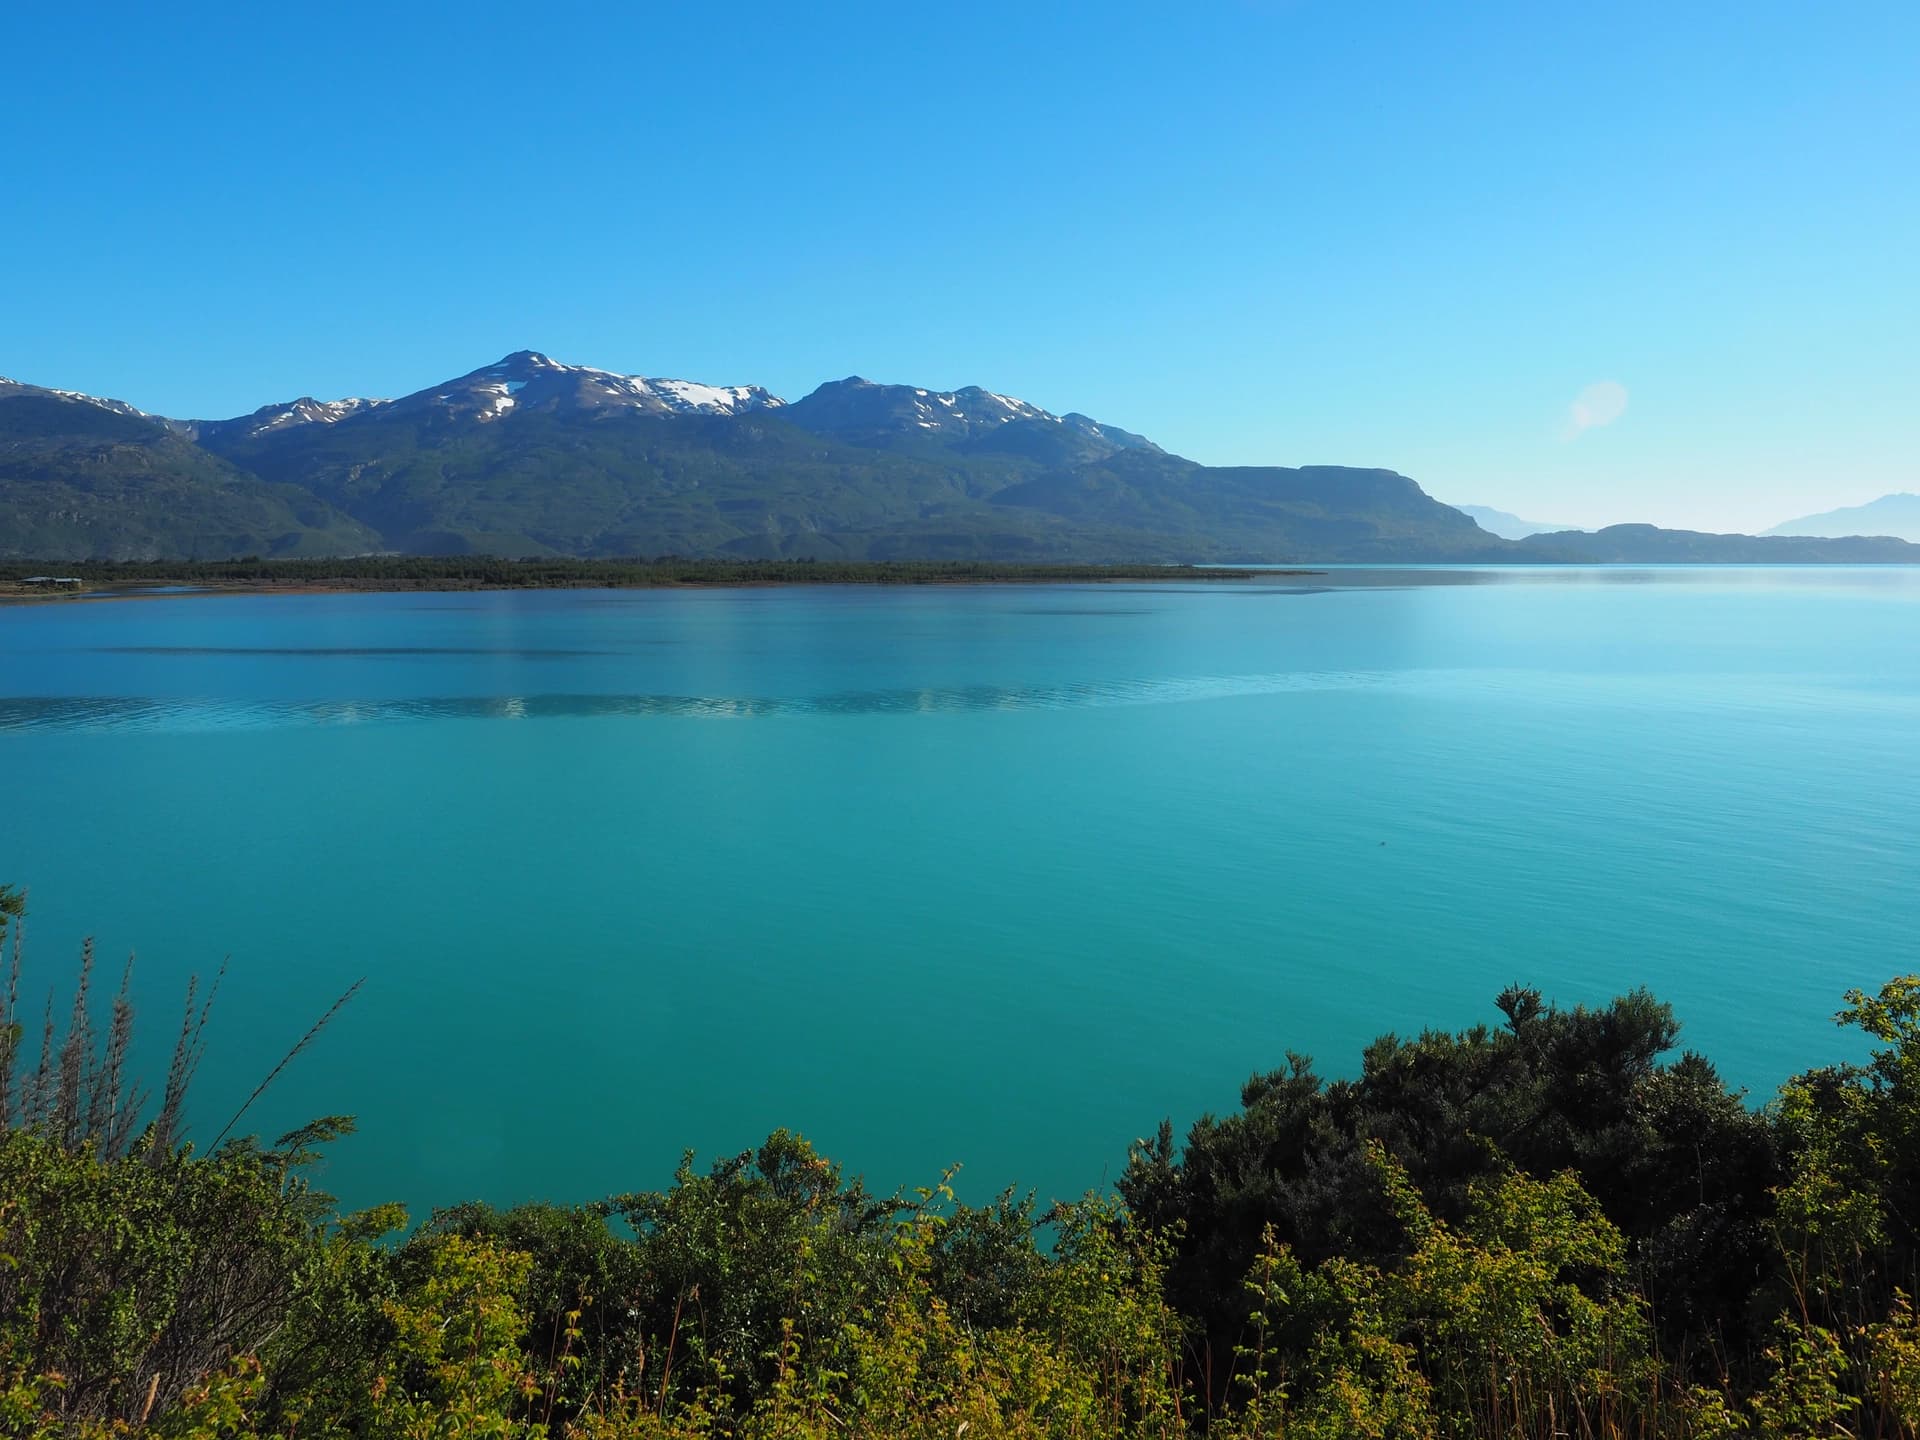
[1565,380,1629,439]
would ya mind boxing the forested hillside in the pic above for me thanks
[0,360,1503,563]
[8,358,1920,565]
[0,394,377,560]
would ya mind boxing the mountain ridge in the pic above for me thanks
[1514,523,1920,563]
[1765,493,1920,544]
[1450,503,1581,540]
[0,381,379,559]
[3,353,1917,565]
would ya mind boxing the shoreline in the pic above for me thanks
[0,562,1311,604]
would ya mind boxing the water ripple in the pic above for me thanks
[0,670,1394,733]
[95,646,621,658]
[4,668,1910,734]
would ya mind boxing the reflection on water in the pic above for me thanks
[96,646,622,658]
[3,571,1918,1214]
[1001,607,1158,616]
[0,671,1394,732]
[4,668,1909,734]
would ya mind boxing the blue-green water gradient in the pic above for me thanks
[1,568,1914,1213]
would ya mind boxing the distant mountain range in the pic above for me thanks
[1449,504,1580,540]
[1765,493,1920,544]
[1510,524,1920,563]
[4,355,1917,564]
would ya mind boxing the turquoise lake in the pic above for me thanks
[1,567,1915,1215]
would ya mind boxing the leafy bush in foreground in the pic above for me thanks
[2,887,1919,1437]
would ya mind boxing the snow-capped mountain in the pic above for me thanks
[9,347,1920,567]
[384,351,785,424]
[0,373,384,444]
[781,376,1161,453]
[0,375,172,427]
[174,352,786,445]
[190,396,392,444]
[3,355,1144,451]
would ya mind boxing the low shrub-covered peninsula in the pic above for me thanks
[3,885,1917,1438]
[0,557,1270,598]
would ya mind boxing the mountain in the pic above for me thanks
[375,350,784,423]
[0,381,378,560]
[984,454,1500,561]
[0,375,172,427]
[1515,524,1920,563]
[178,353,1499,561]
[1450,504,1579,540]
[189,396,390,447]
[7,351,1918,565]
[782,377,1161,464]
[187,351,783,448]
[1765,494,1920,544]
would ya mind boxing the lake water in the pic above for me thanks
[2,568,1915,1216]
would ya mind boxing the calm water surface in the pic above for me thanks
[2,568,1915,1212]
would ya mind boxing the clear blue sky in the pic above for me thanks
[4,1,1915,531]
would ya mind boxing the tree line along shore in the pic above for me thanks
[0,558,1280,596]
[4,886,1919,1437]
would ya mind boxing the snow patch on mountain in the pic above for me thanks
[48,388,151,417]
[0,377,166,424]
[985,391,1047,419]
[782,377,1162,455]
[646,376,781,414]
[427,351,784,419]
[234,397,391,437]
[6,354,1155,456]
